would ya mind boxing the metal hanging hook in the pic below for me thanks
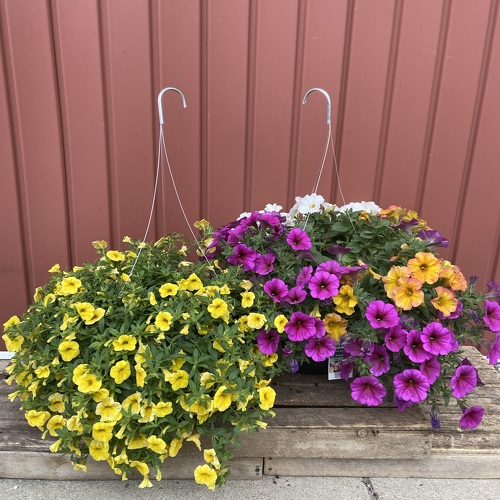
[302,87,331,125]
[157,87,187,125]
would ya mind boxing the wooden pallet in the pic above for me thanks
[0,346,499,480]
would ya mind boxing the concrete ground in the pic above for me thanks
[0,477,499,500]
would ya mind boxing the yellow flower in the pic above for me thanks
[47,415,67,437]
[84,307,105,325]
[391,276,425,310]
[207,298,229,319]
[323,313,348,341]
[273,314,288,333]
[407,252,442,284]
[200,372,215,389]
[112,335,137,352]
[127,434,148,450]
[58,340,80,362]
[106,250,125,262]
[148,435,167,454]
[333,285,358,315]
[58,277,83,295]
[89,440,110,461]
[48,393,65,413]
[383,266,410,296]
[263,353,278,367]
[431,286,458,316]
[247,313,266,330]
[159,283,179,297]
[204,449,221,469]
[179,273,203,291]
[96,397,122,421]
[439,264,468,291]
[74,302,95,321]
[135,363,147,387]
[241,291,255,308]
[213,386,232,412]
[155,311,174,331]
[237,315,249,332]
[3,315,21,330]
[66,415,83,434]
[122,392,142,414]
[92,421,114,442]
[110,360,131,384]
[194,219,211,231]
[169,437,183,457]
[258,386,276,410]
[48,263,61,273]
[3,334,24,352]
[60,313,78,331]
[72,364,89,384]
[163,369,189,391]
[148,292,157,305]
[25,409,50,429]
[92,240,108,250]
[194,464,217,490]
[77,373,102,394]
[138,403,154,423]
[152,401,173,417]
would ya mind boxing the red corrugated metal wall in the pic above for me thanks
[1,0,500,349]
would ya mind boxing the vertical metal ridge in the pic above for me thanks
[47,0,74,265]
[243,0,258,210]
[200,0,209,218]
[415,0,452,215]
[97,1,119,248]
[287,0,307,208]
[332,0,355,204]
[373,0,404,204]
[449,0,500,267]
[0,2,33,303]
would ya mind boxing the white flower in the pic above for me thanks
[263,203,283,213]
[337,201,381,215]
[295,194,325,215]
[237,211,252,220]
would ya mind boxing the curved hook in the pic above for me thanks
[157,87,187,125]
[302,87,331,125]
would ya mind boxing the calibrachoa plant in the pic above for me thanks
[203,194,500,429]
[3,236,283,490]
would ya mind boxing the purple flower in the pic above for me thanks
[286,228,312,251]
[393,396,414,413]
[350,376,387,406]
[365,300,399,329]
[308,271,339,300]
[420,356,441,385]
[317,260,343,275]
[253,253,275,275]
[313,317,326,338]
[344,339,374,358]
[263,278,289,303]
[403,330,433,363]
[227,244,257,271]
[438,301,463,320]
[483,300,500,332]
[430,404,441,429]
[486,280,500,301]
[460,406,485,429]
[461,358,484,386]
[384,325,408,352]
[284,286,307,304]
[304,336,336,362]
[420,322,454,356]
[326,244,353,259]
[417,229,449,248]
[256,329,280,355]
[289,359,300,373]
[284,312,317,341]
[393,369,430,403]
[282,343,294,357]
[296,266,313,287]
[450,365,477,398]
[486,332,500,365]
[340,360,354,381]
[390,218,419,232]
[365,344,390,376]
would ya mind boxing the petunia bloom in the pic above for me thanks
[417,229,449,248]
[286,228,312,251]
[483,300,500,332]
[450,365,477,398]
[407,252,442,284]
[253,253,275,275]
[404,330,433,363]
[284,286,307,304]
[256,329,280,355]
[227,244,258,271]
[384,325,408,352]
[460,406,485,429]
[420,322,455,356]
[420,356,441,385]
[296,266,313,287]
[431,286,458,317]
[393,369,430,403]
[365,300,399,329]
[350,376,387,406]
[391,276,425,310]
[486,332,500,365]
[365,345,390,376]
[284,312,317,341]
[263,278,289,303]
[304,336,336,362]
[308,271,339,300]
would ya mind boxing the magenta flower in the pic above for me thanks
[460,406,485,429]
[450,365,477,398]
[365,300,399,329]
[393,396,414,413]
[263,278,289,303]
[483,300,500,332]
[308,271,339,300]
[384,325,408,352]
[286,228,312,251]
[253,253,275,275]
[393,369,430,403]
[284,286,307,304]
[289,359,300,373]
[486,332,500,365]
[304,336,336,362]
[365,345,390,376]
[318,260,343,275]
[284,312,317,341]
[350,376,387,406]
[296,266,313,287]
[340,360,354,381]
[227,244,257,271]
[344,339,374,357]
[416,229,449,248]
[403,330,433,363]
[421,322,454,356]
[256,329,280,355]
[420,356,441,385]
[313,317,326,338]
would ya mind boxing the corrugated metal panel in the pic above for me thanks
[1,0,500,349]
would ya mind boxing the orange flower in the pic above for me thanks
[391,276,425,310]
[407,252,442,284]
[439,264,468,291]
[383,266,410,297]
[323,313,348,341]
[431,286,458,316]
